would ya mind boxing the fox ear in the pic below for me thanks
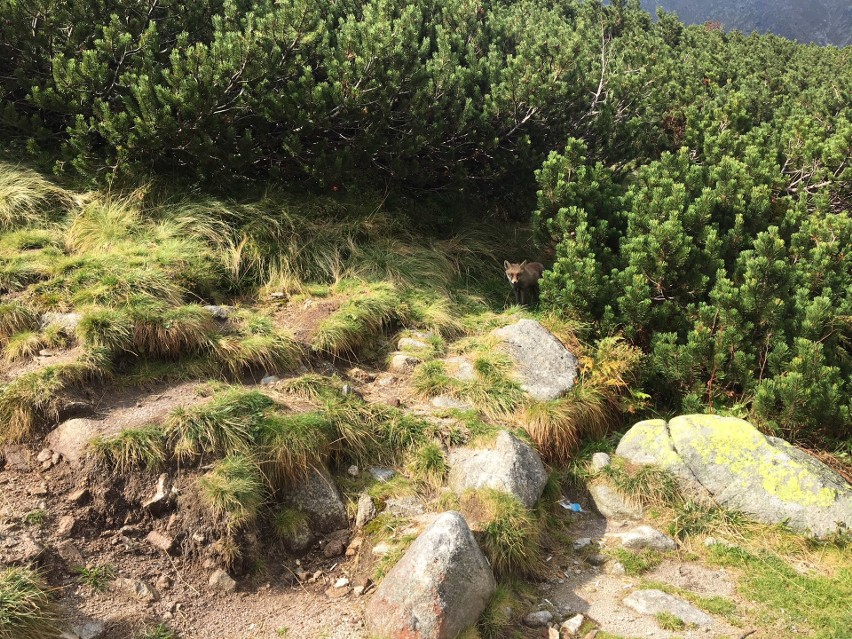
[520,260,528,268]
[503,260,510,270]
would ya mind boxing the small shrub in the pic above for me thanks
[198,454,266,528]
[0,567,60,639]
[311,285,400,356]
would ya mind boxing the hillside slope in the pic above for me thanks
[642,0,852,45]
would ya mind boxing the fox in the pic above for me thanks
[504,260,544,307]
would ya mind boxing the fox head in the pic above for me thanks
[504,260,528,287]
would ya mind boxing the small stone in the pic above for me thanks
[355,494,377,530]
[208,569,236,592]
[155,575,172,592]
[523,610,553,628]
[368,467,395,482]
[398,337,429,351]
[610,562,626,575]
[57,515,76,538]
[371,542,392,556]
[585,554,607,566]
[376,375,395,387]
[561,614,584,636]
[30,481,48,496]
[67,487,90,504]
[347,465,359,477]
[623,589,713,626]
[260,375,280,385]
[36,449,53,463]
[326,585,349,599]
[143,474,177,510]
[346,367,376,382]
[269,292,285,300]
[334,577,350,588]
[296,570,309,582]
[345,537,363,557]
[590,452,611,471]
[572,537,592,551]
[310,570,322,582]
[17,534,46,564]
[66,618,106,639]
[548,627,560,639]
[203,305,232,320]
[55,540,84,567]
[115,577,159,602]
[323,538,346,558]
[353,585,366,596]
[385,496,424,517]
[389,353,420,374]
[430,395,473,410]
[616,525,676,551]
[192,531,206,544]
[38,349,55,357]
[146,530,175,553]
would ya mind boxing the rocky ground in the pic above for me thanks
[1,302,849,639]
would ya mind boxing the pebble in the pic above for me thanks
[523,610,553,627]
[334,577,350,588]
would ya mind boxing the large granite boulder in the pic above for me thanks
[286,467,348,534]
[448,431,548,508]
[492,319,578,401]
[616,415,852,538]
[365,512,495,639]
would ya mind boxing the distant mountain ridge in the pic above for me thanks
[641,0,852,46]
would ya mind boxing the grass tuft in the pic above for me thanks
[0,302,38,340]
[655,611,685,630]
[90,425,167,472]
[409,441,447,488]
[167,388,274,460]
[0,163,74,230]
[608,547,663,575]
[461,489,544,579]
[198,454,266,529]
[255,412,331,487]
[74,564,116,592]
[311,284,400,356]
[0,567,60,639]
[477,584,520,639]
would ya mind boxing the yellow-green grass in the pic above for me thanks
[198,454,266,529]
[0,567,59,639]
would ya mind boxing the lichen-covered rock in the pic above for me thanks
[365,512,495,639]
[588,482,644,520]
[448,431,548,508]
[616,415,852,538]
[287,468,348,534]
[492,319,578,401]
[615,419,708,498]
[40,312,82,334]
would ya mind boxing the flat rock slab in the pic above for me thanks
[365,511,495,639]
[623,589,713,626]
[492,319,578,401]
[617,414,852,538]
[448,430,548,508]
[610,525,676,551]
